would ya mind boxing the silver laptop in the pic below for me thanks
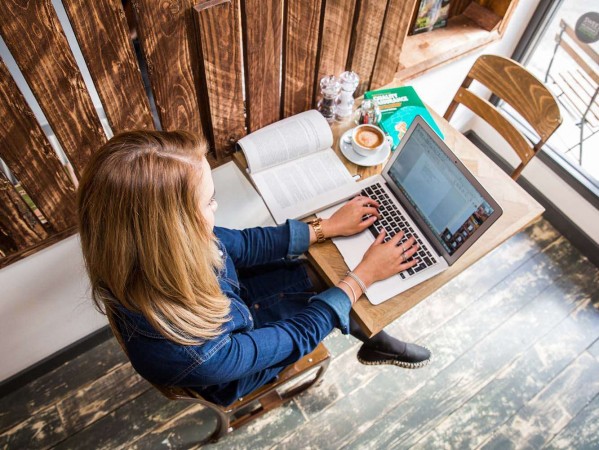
[318,116,503,305]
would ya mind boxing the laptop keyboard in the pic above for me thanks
[361,183,437,279]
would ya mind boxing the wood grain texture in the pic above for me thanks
[194,0,246,158]
[55,388,190,450]
[241,0,283,131]
[0,172,46,258]
[0,338,127,435]
[286,238,584,449]
[497,0,519,35]
[459,55,562,178]
[314,0,357,105]
[397,15,500,82]
[417,297,599,449]
[0,59,76,233]
[282,0,323,117]
[452,87,534,162]
[348,0,389,96]
[477,0,512,17]
[308,94,544,337]
[0,0,107,177]
[132,0,206,136]
[370,0,418,89]
[463,1,502,31]
[1,363,148,449]
[62,0,155,133]
[449,0,472,17]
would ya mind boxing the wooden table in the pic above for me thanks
[306,108,544,337]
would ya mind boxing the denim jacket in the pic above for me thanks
[114,220,351,405]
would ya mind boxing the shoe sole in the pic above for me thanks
[356,348,432,369]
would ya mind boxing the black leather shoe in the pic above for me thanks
[357,342,432,369]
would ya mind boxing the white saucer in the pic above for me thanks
[339,129,391,167]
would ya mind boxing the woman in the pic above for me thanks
[77,130,430,406]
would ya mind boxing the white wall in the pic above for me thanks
[0,236,106,381]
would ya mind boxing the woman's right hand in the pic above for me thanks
[353,229,420,287]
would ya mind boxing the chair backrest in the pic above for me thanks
[444,54,562,180]
[554,20,599,86]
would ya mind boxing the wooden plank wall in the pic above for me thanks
[0,0,107,177]
[132,0,207,137]
[370,0,419,90]
[241,0,284,132]
[0,0,406,268]
[62,0,155,133]
[348,0,390,97]
[193,0,246,159]
[282,0,323,117]
[0,61,76,234]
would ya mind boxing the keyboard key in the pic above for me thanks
[363,183,437,272]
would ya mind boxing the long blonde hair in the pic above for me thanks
[77,130,230,344]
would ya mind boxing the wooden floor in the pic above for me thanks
[2,218,599,449]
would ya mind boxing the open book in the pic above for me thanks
[237,110,361,224]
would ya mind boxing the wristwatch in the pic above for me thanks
[310,218,326,243]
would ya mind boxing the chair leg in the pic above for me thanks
[194,400,232,445]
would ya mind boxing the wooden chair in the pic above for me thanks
[444,54,562,180]
[544,19,599,165]
[110,314,330,445]
[154,343,330,444]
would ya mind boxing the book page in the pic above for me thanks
[237,110,333,173]
[250,149,359,224]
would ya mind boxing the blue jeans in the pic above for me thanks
[239,260,317,328]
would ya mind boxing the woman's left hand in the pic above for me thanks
[323,195,380,238]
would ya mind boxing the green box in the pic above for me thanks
[364,86,444,150]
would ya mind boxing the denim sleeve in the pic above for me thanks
[309,287,352,335]
[183,300,340,386]
[215,220,310,268]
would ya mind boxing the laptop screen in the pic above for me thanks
[386,123,496,256]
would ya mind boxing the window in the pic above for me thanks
[503,0,599,203]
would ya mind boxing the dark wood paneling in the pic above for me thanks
[241,0,283,131]
[194,0,246,158]
[370,0,418,89]
[0,0,107,177]
[132,0,206,136]
[0,59,76,234]
[450,0,473,17]
[0,172,46,258]
[62,0,154,133]
[282,0,323,117]
[314,0,357,105]
[348,0,389,96]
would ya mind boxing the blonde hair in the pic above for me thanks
[77,130,230,344]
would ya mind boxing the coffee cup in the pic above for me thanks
[351,124,389,157]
